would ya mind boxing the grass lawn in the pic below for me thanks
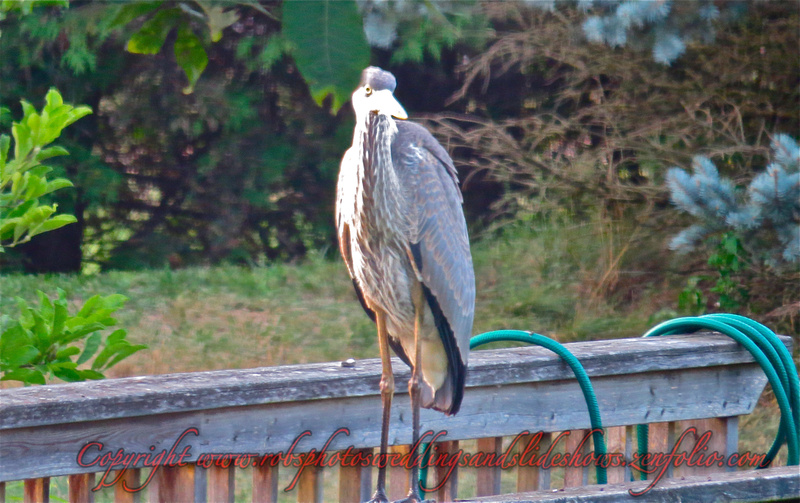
[0,219,792,500]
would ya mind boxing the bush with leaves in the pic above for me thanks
[0,290,145,385]
[0,89,145,385]
[0,89,90,250]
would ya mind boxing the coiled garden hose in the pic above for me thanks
[420,330,609,491]
[635,314,799,480]
[418,314,798,492]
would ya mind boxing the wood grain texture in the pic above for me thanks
[476,437,502,496]
[23,478,48,503]
[673,418,727,478]
[207,464,234,503]
[563,430,590,488]
[0,335,789,483]
[464,465,800,502]
[516,432,552,492]
[113,469,140,503]
[339,448,372,503]
[68,473,93,503]
[604,427,626,484]
[434,440,459,503]
[253,459,278,503]
[1,335,789,430]
[296,464,322,503]
[149,465,193,503]
[387,445,410,501]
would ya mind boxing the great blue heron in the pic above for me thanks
[336,67,475,502]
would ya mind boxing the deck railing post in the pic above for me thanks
[476,436,502,496]
[253,457,279,503]
[24,477,49,503]
[67,473,94,503]
[339,448,372,503]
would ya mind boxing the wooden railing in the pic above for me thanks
[0,333,794,502]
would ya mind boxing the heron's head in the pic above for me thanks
[352,67,408,123]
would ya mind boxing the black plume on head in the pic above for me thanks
[360,67,397,92]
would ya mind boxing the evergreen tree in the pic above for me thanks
[527,0,750,64]
[667,135,800,265]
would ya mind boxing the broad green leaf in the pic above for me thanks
[35,146,69,162]
[92,341,127,370]
[27,214,77,239]
[55,346,80,360]
[106,328,128,345]
[1,344,39,368]
[3,199,35,220]
[127,8,180,54]
[105,343,147,369]
[45,88,63,109]
[0,134,9,167]
[60,322,106,344]
[1,368,46,385]
[76,332,103,365]
[282,0,370,113]
[0,324,33,354]
[51,297,68,341]
[77,369,105,380]
[51,365,81,382]
[76,295,101,318]
[43,177,73,195]
[174,25,208,93]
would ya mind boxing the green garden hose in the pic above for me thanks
[418,314,798,492]
[635,314,800,480]
[419,330,609,491]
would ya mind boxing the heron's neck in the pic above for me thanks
[353,113,403,231]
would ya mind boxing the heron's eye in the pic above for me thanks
[365,87,373,96]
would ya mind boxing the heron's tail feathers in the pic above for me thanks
[421,368,465,416]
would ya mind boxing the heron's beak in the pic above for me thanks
[372,89,408,120]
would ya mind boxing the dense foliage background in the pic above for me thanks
[1,0,798,330]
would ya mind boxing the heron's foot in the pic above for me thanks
[364,489,389,503]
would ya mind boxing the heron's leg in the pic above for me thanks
[405,282,425,502]
[368,308,393,503]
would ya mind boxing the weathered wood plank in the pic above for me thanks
[515,432,552,492]
[0,335,790,483]
[725,416,739,473]
[463,465,800,502]
[645,422,672,481]
[515,433,538,493]
[0,364,768,482]
[149,465,193,503]
[252,459,278,503]
[476,437,502,496]
[563,430,589,488]
[604,427,626,484]
[68,473,94,503]
[296,464,322,503]
[207,464,234,503]
[674,417,727,478]
[1,335,789,430]
[340,448,372,503]
[23,478,48,503]
[113,469,140,503]
[387,445,410,501]
[434,440,459,502]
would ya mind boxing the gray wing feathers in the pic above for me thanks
[393,122,475,364]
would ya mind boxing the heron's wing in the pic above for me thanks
[336,147,357,279]
[392,121,475,366]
